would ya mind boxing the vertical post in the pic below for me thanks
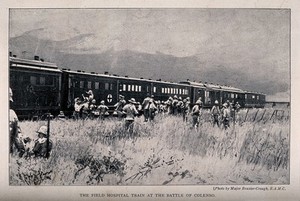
[46,113,51,159]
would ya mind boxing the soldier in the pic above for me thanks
[142,93,152,122]
[165,97,173,114]
[32,126,53,158]
[182,97,191,122]
[73,97,82,119]
[191,100,202,128]
[89,99,98,119]
[149,99,158,121]
[85,90,94,102]
[235,101,241,113]
[9,87,23,156]
[81,99,90,119]
[211,100,221,127]
[97,100,109,120]
[114,95,126,119]
[122,98,139,133]
[222,103,231,129]
[58,111,66,119]
[172,95,179,115]
[177,97,183,114]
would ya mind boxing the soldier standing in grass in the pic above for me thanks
[177,97,183,115]
[172,95,179,115]
[97,100,109,120]
[191,100,202,128]
[142,93,151,122]
[122,98,139,133]
[182,98,190,122]
[149,98,158,121]
[222,103,230,129]
[211,100,221,127]
[73,97,82,119]
[114,95,126,119]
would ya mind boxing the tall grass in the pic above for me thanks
[10,108,289,185]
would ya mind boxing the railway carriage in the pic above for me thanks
[9,56,62,119]
[61,70,192,115]
[244,91,266,108]
[9,55,266,119]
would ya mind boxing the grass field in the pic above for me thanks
[9,108,290,185]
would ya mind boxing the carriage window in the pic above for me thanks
[162,88,165,93]
[171,88,174,94]
[87,81,92,89]
[257,95,259,100]
[135,85,139,92]
[252,95,255,99]
[122,84,126,91]
[105,83,109,90]
[179,89,182,94]
[153,87,156,93]
[110,83,113,90]
[231,93,234,98]
[95,82,99,90]
[30,76,37,85]
[80,81,84,88]
[46,77,54,85]
[236,94,238,98]
[175,88,178,94]
[39,77,45,85]
[128,85,131,91]
[139,86,141,92]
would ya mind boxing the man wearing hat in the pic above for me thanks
[182,98,191,122]
[211,100,221,127]
[32,126,53,158]
[114,95,126,119]
[222,103,230,129]
[97,100,109,120]
[191,100,202,128]
[172,95,179,115]
[123,98,139,132]
[142,93,152,122]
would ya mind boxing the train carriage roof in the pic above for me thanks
[62,69,191,87]
[10,57,58,69]
[180,81,244,93]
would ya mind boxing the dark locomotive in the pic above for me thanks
[9,56,266,119]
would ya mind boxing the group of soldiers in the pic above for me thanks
[97,91,241,131]
[10,88,53,158]
[9,88,241,158]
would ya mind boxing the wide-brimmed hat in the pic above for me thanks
[214,100,219,104]
[100,100,105,104]
[86,90,93,95]
[37,125,47,136]
[174,95,178,99]
[128,98,136,104]
[91,99,96,104]
[195,100,201,105]
[119,95,124,99]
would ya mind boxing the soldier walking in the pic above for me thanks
[142,93,152,122]
[211,100,221,127]
[97,100,109,120]
[191,100,202,128]
[182,98,190,122]
[123,98,139,133]
[114,95,126,119]
[222,103,231,129]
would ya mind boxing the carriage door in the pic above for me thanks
[204,90,211,105]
